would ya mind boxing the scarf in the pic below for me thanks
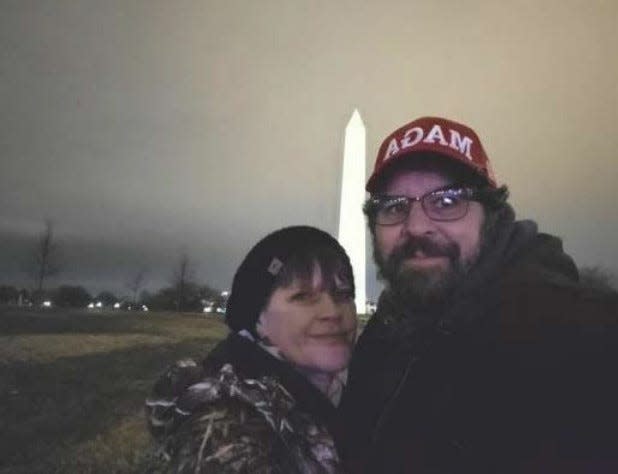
[238,329,348,406]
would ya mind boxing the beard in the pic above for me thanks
[375,234,472,310]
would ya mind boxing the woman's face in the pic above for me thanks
[257,264,357,374]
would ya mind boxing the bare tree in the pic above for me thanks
[127,268,147,304]
[172,253,193,312]
[579,266,616,292]
[31,220,60,302]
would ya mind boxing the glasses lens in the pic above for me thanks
[375,196,411,225]
[423,189,470,221]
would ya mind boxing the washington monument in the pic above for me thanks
[338,109,366,313]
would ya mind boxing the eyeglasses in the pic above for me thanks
[369,186,478,226]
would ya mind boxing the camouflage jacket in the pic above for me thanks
[145,360,344,474]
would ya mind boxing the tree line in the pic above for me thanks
[0,221,226,312]
[2,221,615,311]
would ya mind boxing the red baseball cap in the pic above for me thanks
[366,116,497,192]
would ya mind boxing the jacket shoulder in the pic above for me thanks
[146,362,292,473]
[497,278,618,331]
[146,362,342,473]
[153,398,282,473]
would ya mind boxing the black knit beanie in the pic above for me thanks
[225,226,351,334]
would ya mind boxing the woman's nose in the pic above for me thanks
[316,292,342,320]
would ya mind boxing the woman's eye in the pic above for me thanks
[334,288,354,301]
[291,291,316,302]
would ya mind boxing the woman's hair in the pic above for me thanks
[271,241,355,295]
[225,226,354,334]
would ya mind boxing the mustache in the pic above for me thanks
[389,235,460,264]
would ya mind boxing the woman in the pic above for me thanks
[145,226,357,473]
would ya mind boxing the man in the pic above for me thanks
[339,117,618,473]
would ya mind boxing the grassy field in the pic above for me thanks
[0,306,228,474]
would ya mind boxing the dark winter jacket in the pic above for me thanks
[339,219,618,473]
[145,333,344,473]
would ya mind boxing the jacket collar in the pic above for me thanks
[204,333,338,427]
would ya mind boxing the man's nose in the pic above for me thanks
[402,200,436,236]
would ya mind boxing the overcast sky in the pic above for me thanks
[1,0,617,299]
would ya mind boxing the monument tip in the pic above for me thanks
[347,108,365,128]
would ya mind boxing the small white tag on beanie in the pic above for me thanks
[267,257,283,275]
